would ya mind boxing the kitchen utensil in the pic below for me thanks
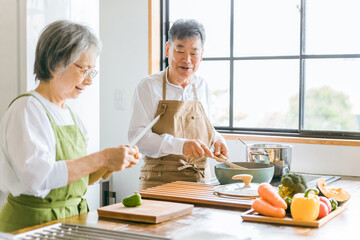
[97,199,193,223]
[237,137,248,148]
[129,114,162,148]
[139,181,254,209]
[213,174,259,198]
[245,143,292,177]
[237,137,267,156]
[102,114,162,179]
[214,162,274,185]
[207,153,248,170]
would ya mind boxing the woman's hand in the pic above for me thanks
[183,139,213,158]
[213,139,229,158]
[72,145,142,185]
[102,145,141,171]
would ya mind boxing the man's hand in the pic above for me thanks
[213,139,229,158]
[183,139,213,158]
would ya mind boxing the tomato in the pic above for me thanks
[318,201,330,219]
[319,196,332,212]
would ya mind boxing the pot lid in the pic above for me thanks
[213,182,260,198]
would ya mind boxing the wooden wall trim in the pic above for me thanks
[222,134,360,146]
[148,0,160,75]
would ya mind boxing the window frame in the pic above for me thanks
[149,0,360,140]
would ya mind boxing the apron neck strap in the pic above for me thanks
[163,67,199,101]
[192,84,199,101]
[9,93,56,125]
[162,68,168,100]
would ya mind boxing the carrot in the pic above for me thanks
[252,198,286,218]
[258,183,287,209]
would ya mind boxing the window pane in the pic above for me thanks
[304,59,360,132]
[305,0,360,54]
[197,61,230,126]
[233,60,299,128]
[169,0,230,57]
[234,0,300,57]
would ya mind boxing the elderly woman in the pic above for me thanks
[128,19,228,190]
[0,20,140,232]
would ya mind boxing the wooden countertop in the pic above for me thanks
[12,177,359,239]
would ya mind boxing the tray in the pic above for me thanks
[241,201,349,228]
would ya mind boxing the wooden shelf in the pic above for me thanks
[222,133,360,146]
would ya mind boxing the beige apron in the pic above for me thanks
[139,68,215,190]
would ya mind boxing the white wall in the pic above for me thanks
[0,0,21,117]
[99,0,148,201]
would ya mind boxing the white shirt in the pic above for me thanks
[0,91,88,198]
[128,69,224,158]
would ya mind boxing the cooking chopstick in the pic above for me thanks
[206,154,248,170]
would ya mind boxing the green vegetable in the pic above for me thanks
[122,193,142,207]
[283,196,292,213]
[278,173,307,198]
[329,198,338,211]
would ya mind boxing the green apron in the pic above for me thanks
[0,94,89,232]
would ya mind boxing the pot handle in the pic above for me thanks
[237,137,248,147]
[249,149,268,156]
[236,138,269,156]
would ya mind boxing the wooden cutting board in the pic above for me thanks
[139,181,254,209]
[241,201,349,228]
[97,199,193,223]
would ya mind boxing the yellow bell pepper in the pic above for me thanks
[291,189,320,221]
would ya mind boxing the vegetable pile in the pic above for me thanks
[250,176,349,221]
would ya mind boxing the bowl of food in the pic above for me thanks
[214,162,274,185]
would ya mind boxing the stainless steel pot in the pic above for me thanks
[246,143,292,177]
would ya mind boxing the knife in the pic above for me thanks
[102,114,162,179]
[129,114,161,147]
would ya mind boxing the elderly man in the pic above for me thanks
[129,19,228,190]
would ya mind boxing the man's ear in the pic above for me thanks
[165,41,170,58]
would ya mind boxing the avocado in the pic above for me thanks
[122,193,142,207]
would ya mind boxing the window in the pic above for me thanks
[161,0,360,139]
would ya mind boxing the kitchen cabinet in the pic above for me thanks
[11,176,358,239]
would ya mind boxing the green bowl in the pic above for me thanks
[214,162,274,185]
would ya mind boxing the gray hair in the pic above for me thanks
[34,20,101,82]
[168,19,206,47]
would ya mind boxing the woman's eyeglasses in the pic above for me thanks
[73,63,98,79]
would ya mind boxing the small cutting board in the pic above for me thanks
[97,199,193,223]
